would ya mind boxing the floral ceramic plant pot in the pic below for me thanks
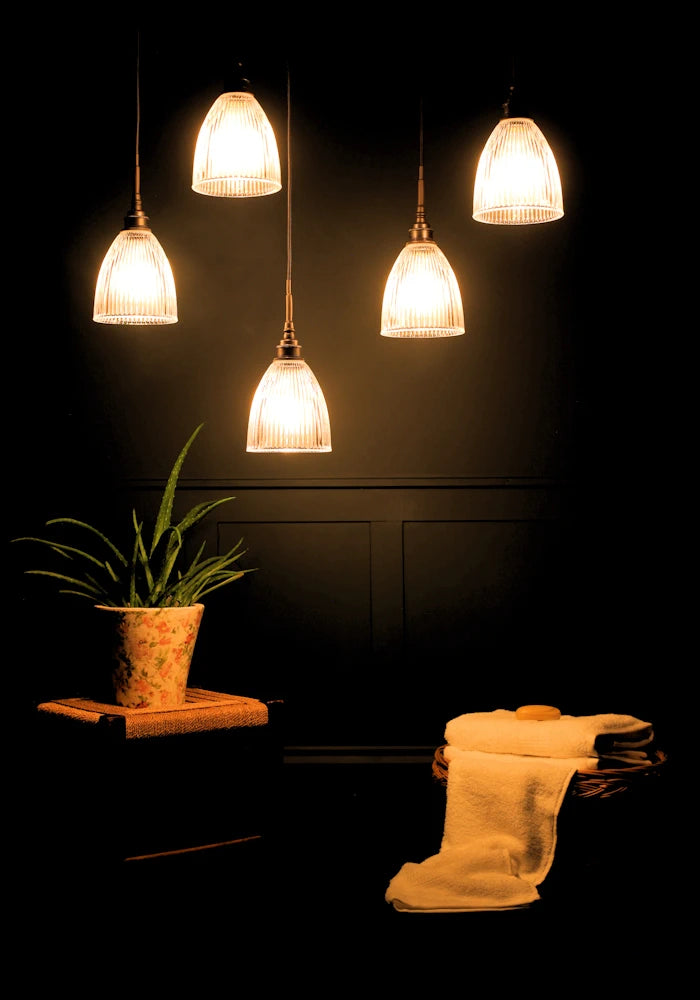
[96,604,205,709]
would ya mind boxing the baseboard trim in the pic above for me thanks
[283,745,436,765]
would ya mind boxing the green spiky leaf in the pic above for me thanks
[11,424,256,608]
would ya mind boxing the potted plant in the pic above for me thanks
[12,423,255,709]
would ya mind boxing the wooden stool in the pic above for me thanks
[30,688,283,872]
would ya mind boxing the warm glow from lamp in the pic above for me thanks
[246,72,331,454]
[93,35,178,326]
[94,228,177,325]
[381,241,464,338]
[473,116,563,225]
[192,91,282,198]
[380,103,465,339]
[247,356,331,452]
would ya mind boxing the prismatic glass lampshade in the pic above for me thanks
[192,89,282,198]
[381,240,465,339]
[247,354,331,452]
[93,225,177,325]
[473,115,564,226]
[381,105,464,339]
[93,37,177,325]
[246,74,331,453]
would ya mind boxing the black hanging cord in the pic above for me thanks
[502,84,515,117]
[126,31,150,230]
[417,98,424,216]
[286,68,292,319]
[277,66,301,358]
[135,33,141,194]
[502,55,517,117]
[409,96,433,243]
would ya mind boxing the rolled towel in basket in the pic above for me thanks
[444,710,654,761]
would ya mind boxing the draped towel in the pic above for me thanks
[386,748,596,912]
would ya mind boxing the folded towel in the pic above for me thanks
[444,709,654,760]
[386,748,596,912]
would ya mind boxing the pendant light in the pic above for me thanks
[93,34,178,325]
[246,72,331,453]
[192,62,281,198]
[380,102,465,339]
[473,84,564,226]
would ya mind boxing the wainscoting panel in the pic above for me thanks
[168,480,577,746]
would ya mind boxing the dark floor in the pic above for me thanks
[18,749,682,986]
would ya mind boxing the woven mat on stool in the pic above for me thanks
[36,688,269,738]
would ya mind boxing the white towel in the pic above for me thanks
[444,709,654,760]
[385,748,597,912]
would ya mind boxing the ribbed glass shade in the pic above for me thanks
[380,241,465,338]
[247,358,331,452]
[473,117,564,225]
[93,228,178,325]
[192,91,282,198]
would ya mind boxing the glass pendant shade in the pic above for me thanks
[473,116,564,225]
[93,35,178,326]
[247,356,331,453]
[247,72,331,454]
[381,104,465,340]
[93,227,178,325]
[380,240,465,339]
[192,91,282,198]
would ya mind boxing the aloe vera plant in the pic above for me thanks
[12,424,255,607]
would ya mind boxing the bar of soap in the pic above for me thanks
[515,704,561,721]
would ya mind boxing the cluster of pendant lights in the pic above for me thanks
[189,69,330,452]
[93,49,564,453]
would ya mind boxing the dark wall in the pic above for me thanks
[8,17,676,749]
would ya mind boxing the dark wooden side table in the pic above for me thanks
[28,688,284,874]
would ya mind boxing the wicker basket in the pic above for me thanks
[431,744,668,799]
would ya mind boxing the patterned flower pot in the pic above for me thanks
[95,604,205,709]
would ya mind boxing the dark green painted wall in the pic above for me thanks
[8,18,675,749]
